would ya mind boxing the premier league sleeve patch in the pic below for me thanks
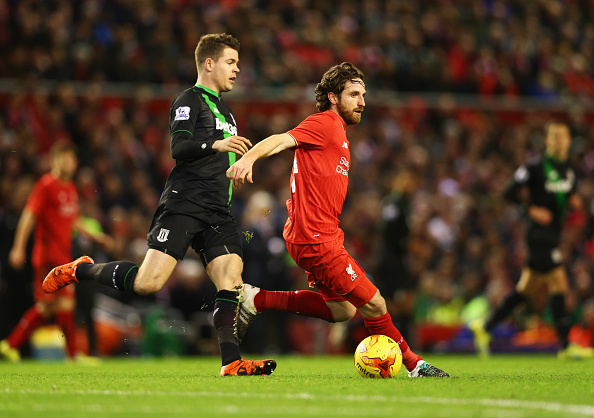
[175,106,191,121]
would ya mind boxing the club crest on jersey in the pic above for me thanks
[157,228,170,242]
[346,263,358,281]
[174,106,191,121]
[215,118,238,136]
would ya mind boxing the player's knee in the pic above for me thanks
[332,305,357,322]
[359,293,387,317]
[133,274,166,295]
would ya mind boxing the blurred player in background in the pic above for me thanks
[0,142,110,362]
[42,33,276,376]
[471,122,593,360]
[228,62,449,377]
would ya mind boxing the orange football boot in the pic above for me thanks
[42,256,94,294]
[220,357,277,376]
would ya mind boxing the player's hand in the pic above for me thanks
[97,234,116,253]
[212,136,252,156]
[528,205,553,226]
[8,247,26,270]
[226,156,255,188]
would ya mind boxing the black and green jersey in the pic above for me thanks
[505,154,577,246]
[161,84,238,212]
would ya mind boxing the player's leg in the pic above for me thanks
[53,295,77,359]
[346,280,448,377]
[471,267,534,356]
[235,241,348,336]
[1,263,57,361]
[485,268,535,331]
[43,204,189,295]
[44,249,176,295]
[238,279,337,323]
[544,266,585,358]
[198,214,275,376]
[1,301,49,362]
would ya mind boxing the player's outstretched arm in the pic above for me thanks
[8,208,36,269]
[227,133,297,188]
[212,135,252,156]
[74,218,115,252]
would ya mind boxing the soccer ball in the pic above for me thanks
[354,335,402,378]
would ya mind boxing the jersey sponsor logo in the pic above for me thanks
[545,170,574,194]
[346,263,358,281]
[342,142,348,149]
[174,106,191,121]
[157,228,170,242]
[336,156,350,177]
[215,118,238,136]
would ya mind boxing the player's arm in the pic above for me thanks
[226,133,297,187]
[569,193,583,211]
[8,208,36,269]
[504,164,552,225]
[74,218,114,252]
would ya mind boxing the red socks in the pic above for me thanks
[254,290,335,322]
[363,313,422,372]
[7,305,45,349]
[55,311,77,358]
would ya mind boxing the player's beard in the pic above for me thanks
[337,99,363,125]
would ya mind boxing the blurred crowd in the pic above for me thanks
[1,0,594,355]
[2,0,594,98]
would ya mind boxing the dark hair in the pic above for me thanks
[314,62,365,112]
[195,33,240,72]
[50,141,77,159]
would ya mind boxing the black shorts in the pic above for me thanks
[526,243,562,273]
[147,199,243,266]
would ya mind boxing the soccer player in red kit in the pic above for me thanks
[0,142,108,362]
[227,62,449,377]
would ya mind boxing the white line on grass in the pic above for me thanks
[3,388,594,416]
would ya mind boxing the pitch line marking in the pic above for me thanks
[2,388,594,416]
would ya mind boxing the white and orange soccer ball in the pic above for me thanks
[354,335,402,378]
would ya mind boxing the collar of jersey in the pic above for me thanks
[324,110,346,132]
[195,83,220,98]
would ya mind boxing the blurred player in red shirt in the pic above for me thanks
[228,62,449,377]
[0,142,109,362]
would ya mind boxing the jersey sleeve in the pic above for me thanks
[287,113,330,150]
[504,164,531,204]
[24,180,46,217]
[169,90,215,160]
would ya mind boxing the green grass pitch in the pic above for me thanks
[1,355,593,417]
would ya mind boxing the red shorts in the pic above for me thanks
[34,262,75,302]
[286,237,377,308]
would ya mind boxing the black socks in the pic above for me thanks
[485,291,526,332]
[77,261,139,293]
[213,289,241,366]
[550,293,571,349]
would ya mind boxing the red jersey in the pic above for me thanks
[26,173,79,266]
[283,110,350,244]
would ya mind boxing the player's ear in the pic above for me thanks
[204,57,214,72]
[328,92,338,105]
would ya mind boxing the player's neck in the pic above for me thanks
[195,78,220,96]
[51,169,71,182]
[545,150,566,163]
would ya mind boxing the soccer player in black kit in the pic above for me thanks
[471,122,592,360]
[42,33,277,375]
